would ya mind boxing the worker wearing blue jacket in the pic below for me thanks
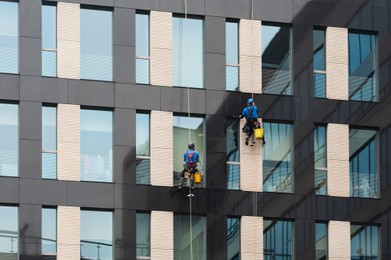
[179,143,199,189]
[240,98,265,146]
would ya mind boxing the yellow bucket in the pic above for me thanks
[255,128,264,139]
[193,173,202,184]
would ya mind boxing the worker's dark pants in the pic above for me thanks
[179,163,198,187]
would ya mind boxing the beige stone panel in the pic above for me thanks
[240,56,261,94]
[329,221,350,260]
[326,63,348,100]
[151,211,174,260]
[58,104,80,143]
[239,20,261,57]
[57,2,80,42]
[326,27,348,65]
[327,124,349,161]
[150,11,172,49]
[58,206,80,260]
[241,216,263,260]
[150,48,172,87]
[58,142,80,181]
[58,40,80,79]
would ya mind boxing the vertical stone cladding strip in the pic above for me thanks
[329,221,351,260]
[151,211,174,259]
[57,2,80,79]
[241,216,263,259]
[326,27,348,100]
[150,111,173,186]
[240,119,263,192]
[327,123,349,197]
[150,11,172,87]
[58,104,80,181]
[57,206,80,260]
[239,19,262,94]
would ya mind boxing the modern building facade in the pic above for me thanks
[0,0,390,259]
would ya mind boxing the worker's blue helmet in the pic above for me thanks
[247,98,254,104]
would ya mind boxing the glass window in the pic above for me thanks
[227,217,240,260]
[314,125,327,195]
[263,122,293,193]
[226,21,239,91]
[136,113,150,184]
[226,119,240,190]
[173,116,205,187]
[81,109,113,182]
[136,12,150,84]
[315,222,327,260]
[136,212,150,259]
[350,129,378,198]
[42,208,57,256]
[42,106,57,179]
[0,206,18,259]
[42,3,57,77]
[80,210,113,260]
[262,24,292,95]
[313,28,326,98]
[351,224,379,260]
[0,103,18,177]
[80,8,113,81]
[0,1,18,74]
[348,32,377,101]
[173,16,204,88]
[264,219,293,260]
[174,214,206,260]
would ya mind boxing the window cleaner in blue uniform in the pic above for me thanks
[240,98,266,146]
[179,143,200,189]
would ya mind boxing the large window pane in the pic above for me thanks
[315,223,327,260]
[226,21,239,91]
[314,126,327,195]
[42,208,57,256]
[226,66,239,91]
[226,119,240,190]
[174,214,206,260]
[42,4,57,77]
[263,122,292,193]
[136,213,150,259]
[0,103,18,177]
[262,24,291,95]
[81,8,113,81]
[313,29,325,71]
[136,13,150,84]
[351,225,379,260]
[314,73,326,98]
[264,220,293,260]
[173,116,205,187]
[350,129,378,198]
[348,32,377,101]
[136,113,150,185]
[0,1,18,74]
[0,206,18,260]
[136,58,150,84]
[42,106,57,179]
[227,218,240,260]
[81,110,113,182]
[173,17,204,88]
[80,210,113,260]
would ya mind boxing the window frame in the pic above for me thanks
[136,111,151,185]
[42,105,58,180]
[225,19,240,91]
[136,11,151,85]
[42,1,57,77]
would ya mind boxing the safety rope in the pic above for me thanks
[251,0,254,100]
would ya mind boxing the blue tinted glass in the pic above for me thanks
[315,223,327,260]
[136,158,150,185]
[42,208,57,255]
[173,17,204,88]
[42,5,56,49]
[348,32,377,101]
[0,103,18,177]
[136,113,150,156]
[0,206,18,257]
[174,215,206,260]
[227,165,240,190]
[42,107,57,151]
[81,110,113,182]
[226,66,239,91]
[81,9,112,81]
[313,29,325,71]
[264,220,293,259]
[136,213,150,258]
[263,122,292,193]
[314,73,326,98]
[314,126,326,169]
[81,211,113,260]
[136,58,150,84]
[136,13,149,57]
[227,218,240,260]
[42,51,57,77]
[42,153,57,179]
[315,170,327,195]
[351,225,378,259]
[226,119,240,162]
[226,22,238,64]
[0,1,18,74]
[262,25,291,95]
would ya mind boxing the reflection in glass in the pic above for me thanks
[262,24,291,95]
[136,113,150,184]
[263,122,292,193]
[314,126,327,195]
[136,213,150,259]
[42,208,57,255]
[351,225,378,260]
[173,116,205,187]
[42,106,57,179]
[226,66,239,91]
[313,29,325,71]
[81,110,113,182]
[226,21,239,91]
[42,51,57,77]
[348,32,377,101]
[314,73,326,98]
[174,214,206,260]
[226,119,240,190]
[173,17,204,88]
[350,129,378,198]
[136,159,150,185]
[227,164,240,190]
[0,206,18,260]
[136,59,150,84]
[81,8,113,81]
[81,210,113,260]
[315,223,327,260]
[227,218,240,260]
[42,4,57,77]
[136,13,150,84]
[264,219,293,260]
[0,1,18,74]
[0,103,18,177]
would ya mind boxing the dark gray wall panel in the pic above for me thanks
[294,219,315,259]
[20,76,42,102]
[207,214,226,260]
[67,80,115,107]
[205,53,225,91]
[205,16,225,54]
[0,74,20,101]
[113,45,134,84]
[0,177,19,203]
[41,77,68,104]
[114,108,135,146]
[205,90,225,115]
[69,0,114,7]
[20,37,41,77]
[160,86,181,111]
[255,0,293,23]
[19,140,41,179]
[114,209,136,259]
[180,88,205,114]
[19,101,41,140]
[18,204,41,260]
[113,146,136,184]
[115,83,161,110]
[19,0,41,38]
[114,0,159,10]
[205,0,251,19]
[67,182,115,208]
[114,7,135,46]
